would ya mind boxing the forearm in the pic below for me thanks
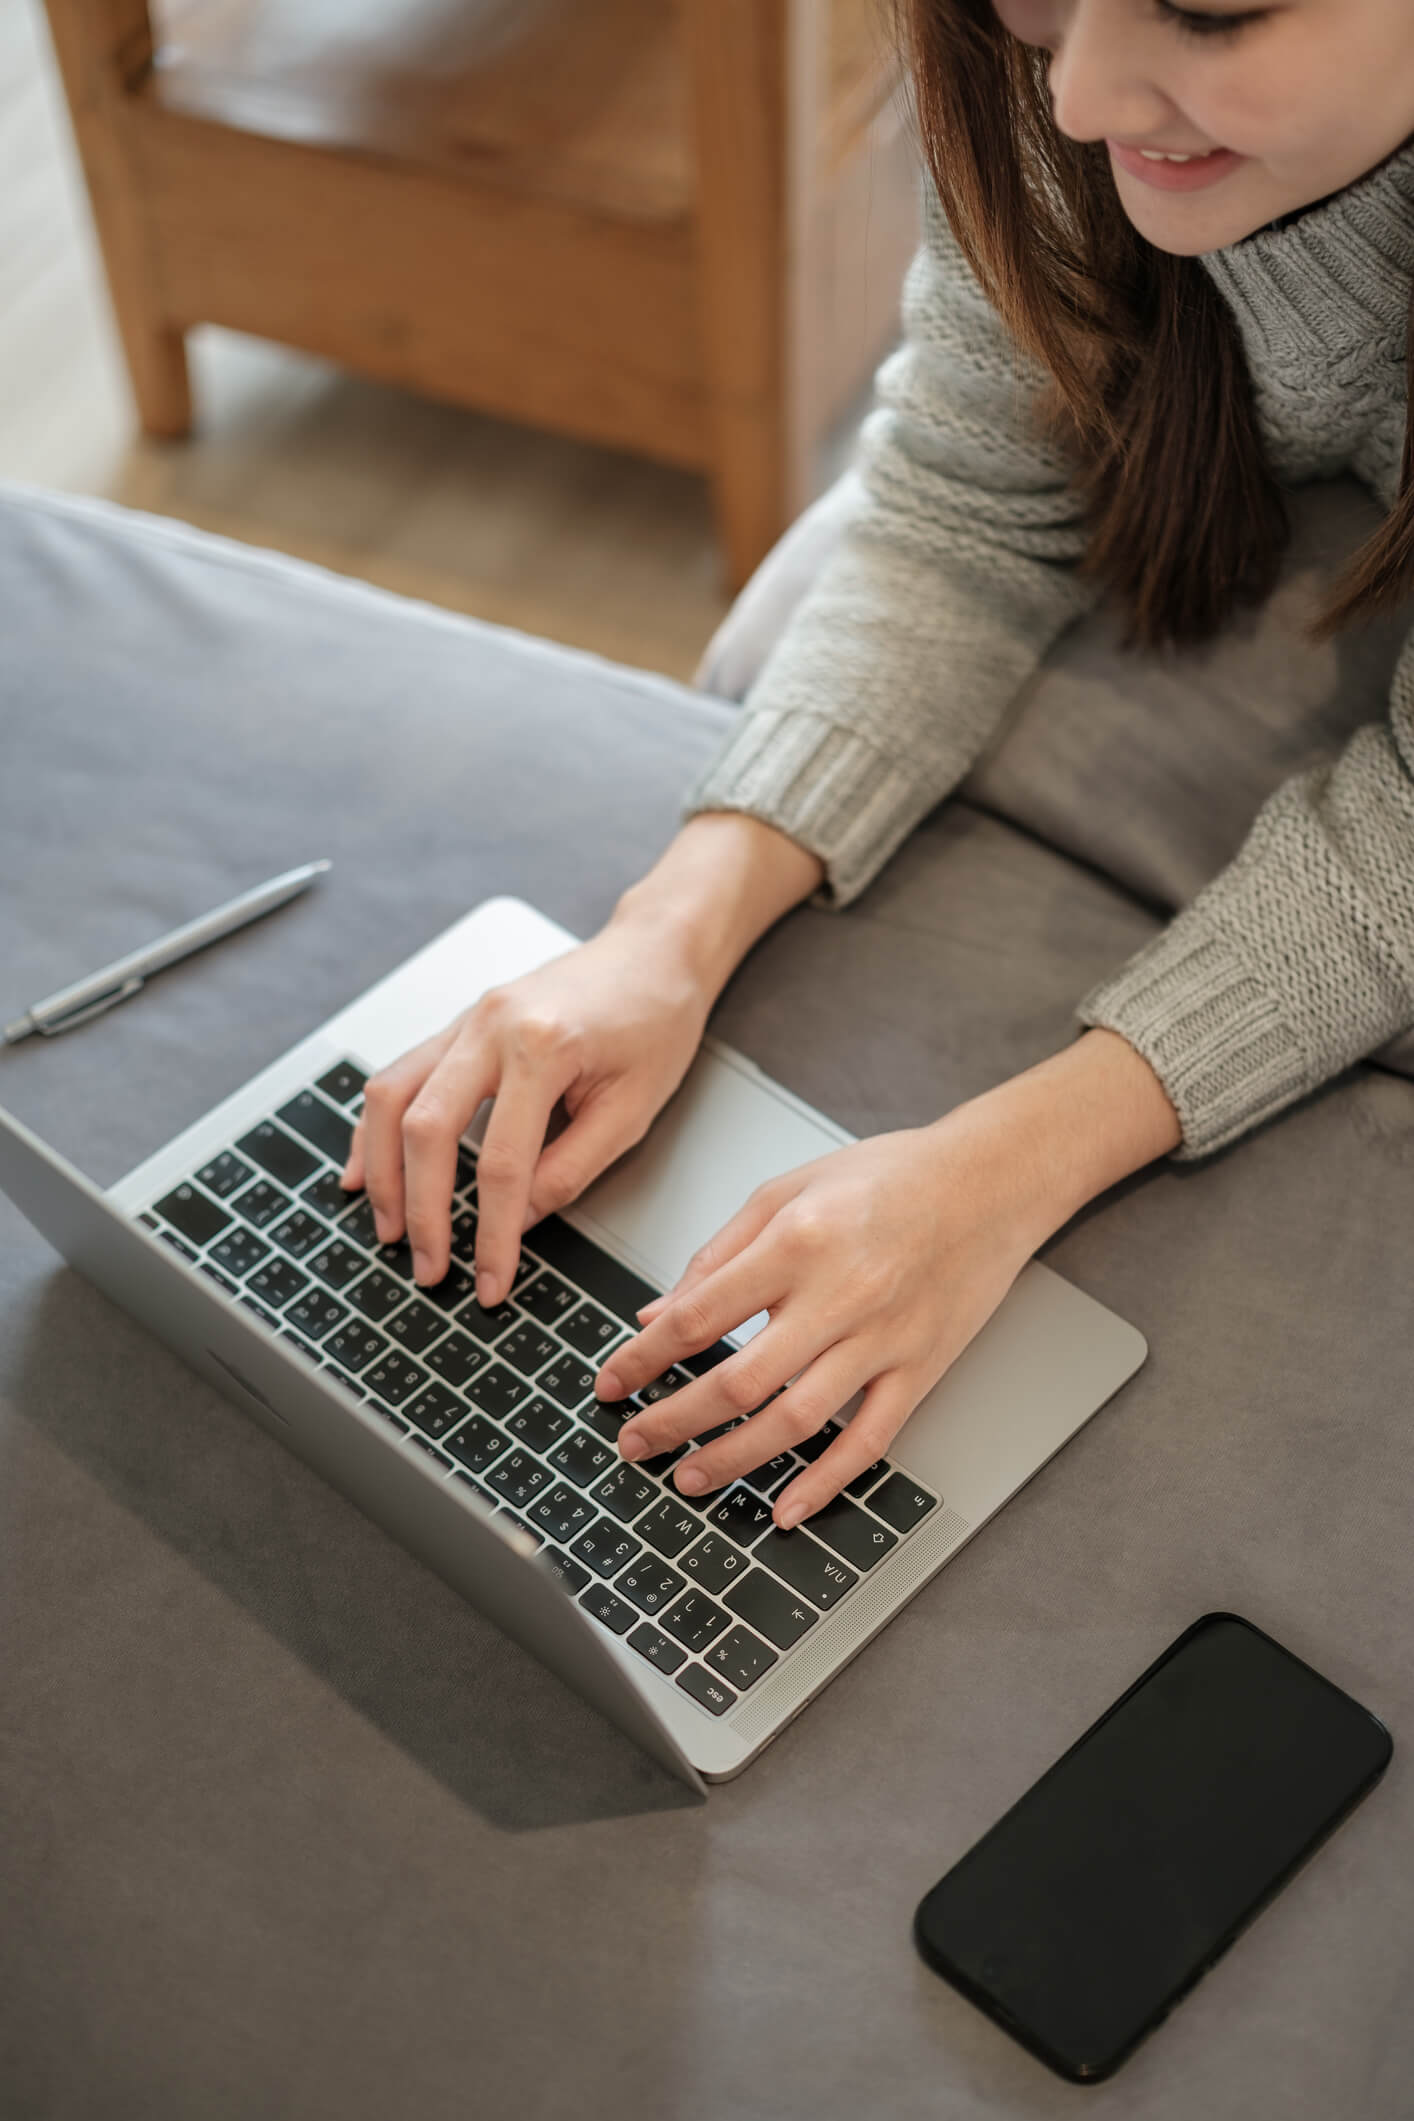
[610,811,825,1004]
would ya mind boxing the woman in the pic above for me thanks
[343,0,1414,1530]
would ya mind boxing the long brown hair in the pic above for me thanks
[902,0,1414,647]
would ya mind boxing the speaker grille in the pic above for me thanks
[728,1504,971,1745]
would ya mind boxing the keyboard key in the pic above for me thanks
[277,1090,353,1166]
[679,1532,750,1595]
[578,1584,636,1636]
[237,1120,319,1189]
[453,1470,494,1505]
[676,1666,736,1718]
[629,1623,687,1676]
[557,1301,622,1361]
[468,1362,531,1421]
[268,1209,330,1261]
[245,1258,311,1312]
[375,1235,415,1280]
[753,1528,858,1611]
[454,1144,478,1192]
[578,1395,633,1446]
[529,1215,658,1329]
[547,1429,615,1490]
[423,1330,488,1391]
[450,1207,478,1259]
[368,1401,409,1434]
[277,1324,318,1356]
[497,1321,559,1378]
[590,1461,657,1524]
[805,1493,899,1572]
[422,1262,477,1313]
[868,1473,938,1535]
[615,1559,686,1619]
[530,1482,595,1543]
[322,1320,387,1374]
[455,1295,519,1344]
[792,1420,842,1464]
[569,1518,642,1579]
[316,1060,367,1109]
[158,1227,199,1262]
[198,1262,238,1296]
[505,1395,573,1454]
[846,1459,890,1499]
[706,1626,778,1692]
[661,1589,730,1654]
[638,1368,690,1405]
[515,1271,578,1329]
[208,1227,271,1281]
[230,1178,293,1231]
[410,1435,453,1471]
[154,1183,230,1248]
[404,1382,466,1440]
[447,1415,512,1475]
[540,1550,591,1595]
[722,1569,817,1650]
[300,1168,357,1223]
[385,1298,450,1356]
[487,1448,555,1510]
[704,1487,775,1549]
[285,1290,350,1343]
[195,1151,256,1201]
[346,1268,407,1324]
[363,1350,427,1407]
[538,1354,597,1411]
[639,1443,689,1480]
[636,1496,704,1561]
[307,1239,367,1292]
[340,1197,379,1250]
[743,1451,802,1498]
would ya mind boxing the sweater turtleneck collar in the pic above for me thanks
[1201,136,1414,371]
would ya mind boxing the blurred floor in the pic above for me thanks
[1,0,872,681]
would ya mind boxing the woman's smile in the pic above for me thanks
[1108,139,1248,190]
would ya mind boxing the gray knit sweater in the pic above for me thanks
[686,149,1414,1158]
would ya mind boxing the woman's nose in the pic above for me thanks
[1047,6,1172,144]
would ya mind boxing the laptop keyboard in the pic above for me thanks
[139,1059,940,1721]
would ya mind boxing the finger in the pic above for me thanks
[616,1300,840,1464]
[635,1179,792,1326]
[473,1058,577,1304]
[359,1026,458,1242]
[341,1115,367,1192]
[523,1086,644,1225]
[599,1233,790,1406]
[770,1370,919,1528]
[667,1337,864,1496]
[401,1045,499,1285]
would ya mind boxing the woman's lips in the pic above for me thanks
[1108,140,1246,192]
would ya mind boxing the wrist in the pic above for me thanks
[934,1030,1182,1246]
[611,812,824,1001]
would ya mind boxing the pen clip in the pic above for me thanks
[34,977,146,1036]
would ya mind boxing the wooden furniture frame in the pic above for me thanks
[41,0,919,587]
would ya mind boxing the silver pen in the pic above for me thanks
[3,860,332,1044]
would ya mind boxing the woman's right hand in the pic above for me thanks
[341,914,714,1302]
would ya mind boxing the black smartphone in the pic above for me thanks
[914,1613,1391,2083]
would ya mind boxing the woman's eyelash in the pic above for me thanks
[1157,1,1264,36]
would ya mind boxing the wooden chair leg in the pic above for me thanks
[683,0,817,591]
[41,0,193,438]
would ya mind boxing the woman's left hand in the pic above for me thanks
[595,1031,1181,1529]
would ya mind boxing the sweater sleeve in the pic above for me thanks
[1079,628,1414,1158]
[684,190,1098,905]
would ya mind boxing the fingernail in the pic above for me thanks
[776,1500,805,1531]
[597,1366,623,1400]
[618,1431,647,1463]
[413,1249,433,1285]
[676,1463,707,1494]
[477,1271,498,1307]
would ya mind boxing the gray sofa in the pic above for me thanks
[1,480,1410,2120]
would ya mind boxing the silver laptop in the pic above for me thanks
[0,896,1146,1793]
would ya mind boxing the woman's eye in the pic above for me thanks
[1157,1,1265,36]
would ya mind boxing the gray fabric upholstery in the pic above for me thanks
[2,486,1411,2121]
[698,472,1414,1078]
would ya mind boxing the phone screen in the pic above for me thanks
[914,1614,1391,2082]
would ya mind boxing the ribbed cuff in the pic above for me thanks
[1078,922,1313,1160]
[684,708,940,907]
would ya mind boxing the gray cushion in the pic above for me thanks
[3,486,1413,2121]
